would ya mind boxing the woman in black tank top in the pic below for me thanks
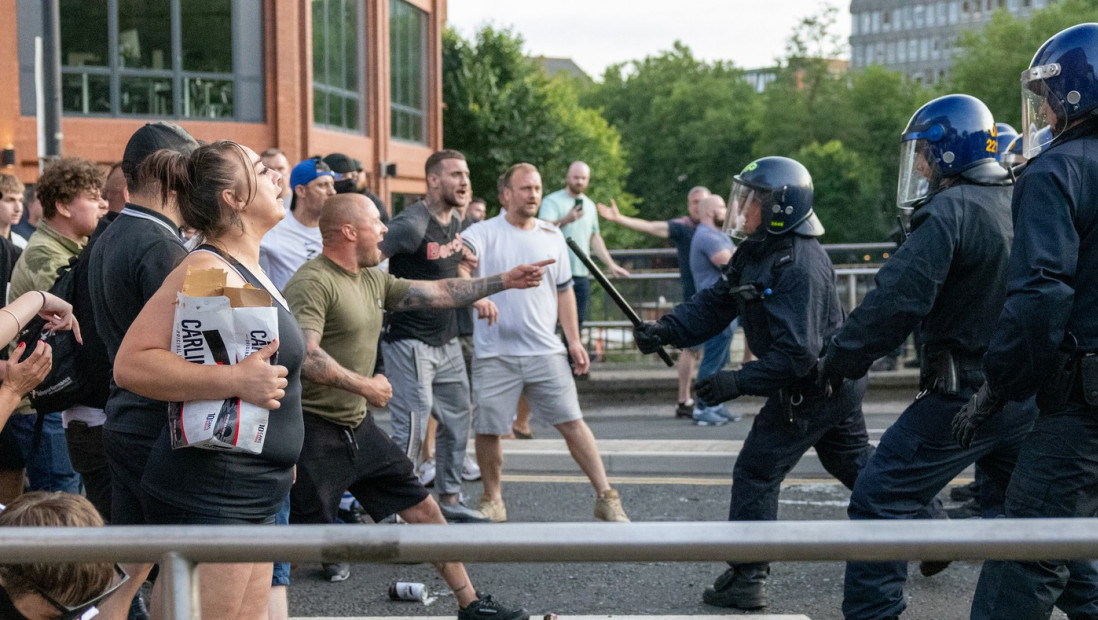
[113,141,304,618]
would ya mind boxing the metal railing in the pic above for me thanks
[4,519,1098,618]
[586,244,895,359]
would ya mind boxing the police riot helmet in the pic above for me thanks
[1022,23,1098,158]
[725,156,823,240]
[994,123,1018,161]
[896,94,997,213]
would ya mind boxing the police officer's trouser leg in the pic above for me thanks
[971,407,1098,620]
[726,379,870,577]
[842,393,1030,620]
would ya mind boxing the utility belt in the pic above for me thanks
[919,347,985,397]
[1038,352,1098,413]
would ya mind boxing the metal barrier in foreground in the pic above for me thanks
[3,519,1098,618]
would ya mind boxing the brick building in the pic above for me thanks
[2,0,446,208]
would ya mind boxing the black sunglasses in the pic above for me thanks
[26,563,129,620]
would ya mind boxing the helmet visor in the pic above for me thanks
[896,139,932,213]
[1021,64,1065,158]
[726,181,759,241]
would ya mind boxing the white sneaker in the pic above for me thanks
[417,458,436,487]
[462,455,481,481]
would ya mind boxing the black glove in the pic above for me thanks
[951,383,1007,448]
[696,371,740,405]
[633,321,671,354]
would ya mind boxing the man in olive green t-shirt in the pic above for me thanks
[284,192,546,619]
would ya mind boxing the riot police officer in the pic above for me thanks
[818,93,1076,619]
[634,156,872,610]
[953,23,1098,619]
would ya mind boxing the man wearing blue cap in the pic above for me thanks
[260,157,336,290]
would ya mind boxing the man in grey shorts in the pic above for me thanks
[460,162,629,523]
[378,150,484,522]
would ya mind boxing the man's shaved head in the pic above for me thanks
[320,192,372,243]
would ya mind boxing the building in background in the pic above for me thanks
[849,0,1054,84]
[2,0,447,209]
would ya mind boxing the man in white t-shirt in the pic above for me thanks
[260,157,336,289]
[461,162,629,524]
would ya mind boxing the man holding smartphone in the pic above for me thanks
[539,161,629,376]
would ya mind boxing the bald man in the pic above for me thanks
[285,193,545,616]
[598,186,710,417]
[539,162,629,370]
[687,194,740,426]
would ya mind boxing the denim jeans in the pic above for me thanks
[7,412,81,493]
[695,321,735,408]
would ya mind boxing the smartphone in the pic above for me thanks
[573,198,584,213]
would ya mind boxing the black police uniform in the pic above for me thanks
[970,118,1098,620]
[823,166,1082,619]
[656,231,872,583]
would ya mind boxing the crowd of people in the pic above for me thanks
[1,21,1097,620]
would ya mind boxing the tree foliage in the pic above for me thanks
[580,43,759,226]
[795,140,887,243]
[442,26,630,225]
[950,0,1098,129]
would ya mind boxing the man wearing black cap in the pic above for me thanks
[323,152,390,223]
[86,121,198,619]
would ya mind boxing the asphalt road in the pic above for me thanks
[285,391,1068,619]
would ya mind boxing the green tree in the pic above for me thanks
[581,43,759,228]
[950,0,1098,129]
[442,26,630,223]
[794,140,888,243]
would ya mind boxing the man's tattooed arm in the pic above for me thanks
[300,329,361,393]
[394,275,506,311]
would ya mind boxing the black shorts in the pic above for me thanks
[104,429,156,525]
[291,412,428,525]
[0,423,23,470]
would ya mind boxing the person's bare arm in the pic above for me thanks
[708,249,733,268]
[114,255,289,410]
[300,329,392,407]
[589,232,630,278]
[392,260,553,311]
[596,199,669,238]
[557,286,589,375]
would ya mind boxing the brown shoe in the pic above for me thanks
[594,488,630,522]
[478,494,508,522]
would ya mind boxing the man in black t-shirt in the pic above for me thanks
[86,121,197,619]
[378,149,486,523]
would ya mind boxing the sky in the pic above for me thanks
[446,0,852,79]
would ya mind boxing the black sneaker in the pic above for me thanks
[950,480,979,502]
[946,498,980,519]
[675,400,695,419]
[439,501,492,523]
[919,560,952,577]
[322,562,350,582]
[457,593,529,620]
[127,591,150,620]
[702,567,768,610]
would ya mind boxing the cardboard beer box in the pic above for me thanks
[168,267,279,454]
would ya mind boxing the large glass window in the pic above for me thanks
[41,0,262,121]
[313,0,364,132]
[390,0,427,144]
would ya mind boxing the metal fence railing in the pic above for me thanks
[586,243,896,359]
[5,519,1098,619]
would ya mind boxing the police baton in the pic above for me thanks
[566,238,674,367]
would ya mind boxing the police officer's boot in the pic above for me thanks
[702,563,769,610]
